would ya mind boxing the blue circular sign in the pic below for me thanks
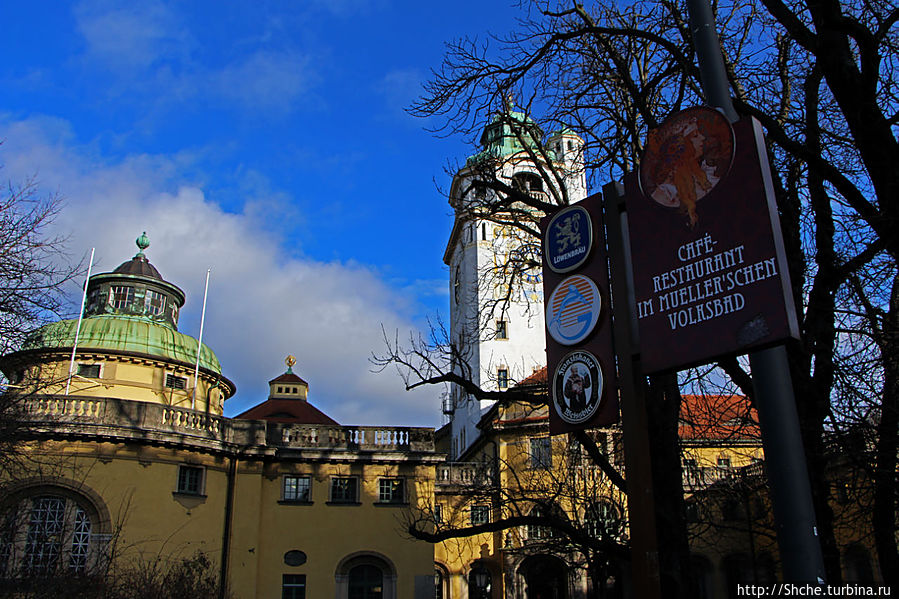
[544,205,592,273]
[546,274,602,346]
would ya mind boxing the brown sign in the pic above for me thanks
[541,195,619,434]
[624,109,799,373]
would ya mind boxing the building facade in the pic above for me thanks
[0,238,442,598]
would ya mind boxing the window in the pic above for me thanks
[176,465,204,495]
[433,504,443,524]
[283,476,311,502]
[470,505,490,526]
[145,290,166,315]
[76,363,101,378]
[529,437,552,469]
[0,493,100,578]
[717,457,731,469]
[377,478,405,504]
[527,506,552,541]
[495,320,508,340]
[497,368,509,390]
[348,564,383,599]
[108,286,134,310]
[586,501,622,538]
[282,574,306,599]
[330,477,358,504]
[165,374,187,390]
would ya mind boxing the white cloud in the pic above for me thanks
[72,2,317,115]
[0,115,443,426]
[74,0,189,71]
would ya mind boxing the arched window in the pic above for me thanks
[336,553,396,599]
[348,564,383,599]
[511,172,543,195]
[0,485,109,581]
[434,564,449,599]
[585,500,623,539]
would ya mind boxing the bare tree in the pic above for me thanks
[0,168,81,478]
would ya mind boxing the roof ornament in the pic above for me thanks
[285,354,297,374]
[135,232,150,259]
[504,92,515,112]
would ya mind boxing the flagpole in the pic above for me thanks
[66,248,95,396]
[192,268,211,410]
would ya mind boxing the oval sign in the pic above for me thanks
[544,205,592,273]
[284,550,307,567]
[552,350,604,425]
[546,274,602,346]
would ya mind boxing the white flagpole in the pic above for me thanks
[192,269,211,410]
[66,248,95,396]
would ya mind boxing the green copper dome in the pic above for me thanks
[22,315,223,374]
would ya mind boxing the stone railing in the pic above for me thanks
[18,395,435,454]
[272,424,432,452]
[683,461,766,491]
[435,462,495,487]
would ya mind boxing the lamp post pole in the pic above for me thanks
[686,0,826,583]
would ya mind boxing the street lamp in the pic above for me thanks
[471,566,491,598]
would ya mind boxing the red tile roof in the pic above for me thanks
[235,398,338,425]
[269,372,309,385]
[518,367,548,386]
[679,394,759,440]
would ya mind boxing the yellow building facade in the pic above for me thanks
[0,237,442,598]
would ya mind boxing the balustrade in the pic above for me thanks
[17,395,432,453]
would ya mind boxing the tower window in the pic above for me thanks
[497,368,509,389]
[108,286,134,310]
[481,223,487,240]
[165,374,187,390]
[76,363,101,378]
[495,321,508,340]
[145,290,166,315]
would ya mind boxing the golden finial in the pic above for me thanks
[285,355,297,373]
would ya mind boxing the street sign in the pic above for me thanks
[541,198,618,434]
[545,274,602,346]
[624,110,799,373]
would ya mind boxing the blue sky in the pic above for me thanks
[0,1,527,425]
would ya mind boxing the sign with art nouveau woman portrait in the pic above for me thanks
[623,107,800,373]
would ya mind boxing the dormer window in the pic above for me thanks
[109,286,134,310]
